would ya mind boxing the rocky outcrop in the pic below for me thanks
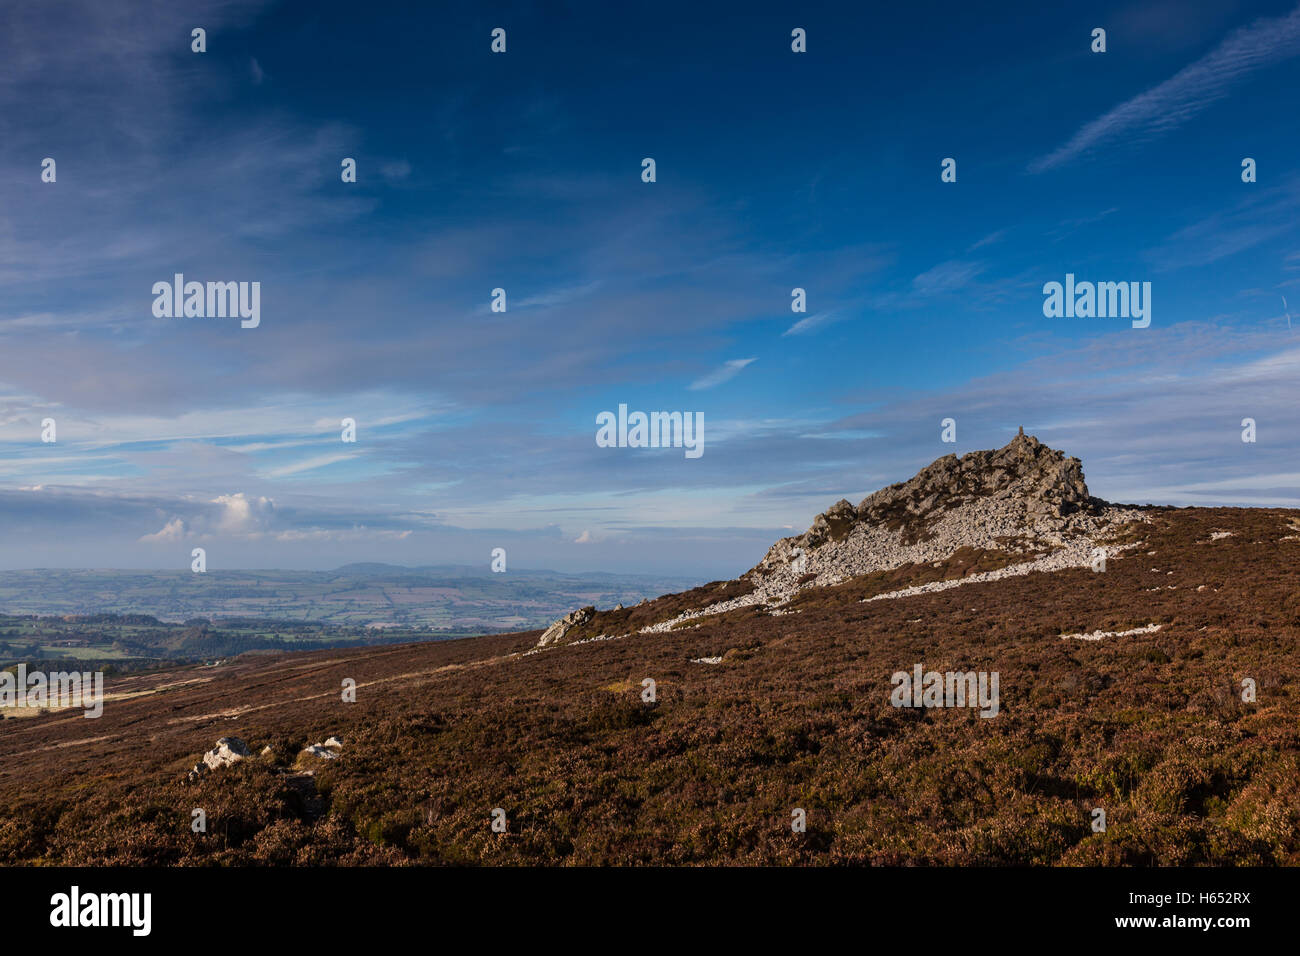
[858,428,1094,522]
[756,430,1100,577]
[536,432,1145,645]
[633,431,1147,633]
[537,606,595,647]
[187,736,250,781]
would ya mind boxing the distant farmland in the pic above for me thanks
[0,565,699,629]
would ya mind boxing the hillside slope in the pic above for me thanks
[2,439,1299,865]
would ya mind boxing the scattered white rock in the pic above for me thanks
[691,656,724,665]
[524,631,620,655]
[187,736,251,781]
[642,501,1148,628]
[1060,623,1162,642]
[300,735,345,759]
[202,737,250,770]
[1208,531,1234,541]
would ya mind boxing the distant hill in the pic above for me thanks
[329,562,658,580]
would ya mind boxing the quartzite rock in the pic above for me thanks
[202,736,250,770]
[537,606,596,647]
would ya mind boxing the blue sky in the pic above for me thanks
[1,0,1299,577]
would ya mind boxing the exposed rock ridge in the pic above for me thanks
[535,433,1147,646]
[764,430,1100,563]
[737,432,1138,606]
[537,606,595,647]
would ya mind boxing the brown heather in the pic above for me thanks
[1,506,1299,865]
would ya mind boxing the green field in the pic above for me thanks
[0,565,701,669]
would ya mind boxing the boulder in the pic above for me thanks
[201,736,250,771]
[186,736,251,782]
[536,605,596,647]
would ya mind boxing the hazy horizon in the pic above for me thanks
[0,561,703,577]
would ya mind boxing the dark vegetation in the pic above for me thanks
[2,507,1298,865]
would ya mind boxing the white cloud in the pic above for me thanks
[782,310,839,337]
[212,493,275,533]
[273,527,413,542]
[968,229,1008,251]
[912,260,984,296]
[139,517,186,543]
[261,452,357,479]
[688,357,756,390]
[1031,4,1300,172]
[514,281,603,310]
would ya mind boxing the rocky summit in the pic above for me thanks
[541,432,1147,643]
[858,427,1096,522]
[770,428,1098,556]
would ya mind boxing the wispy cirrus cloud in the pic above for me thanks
[688,357,756,390]
[1145,178,1300,270]
[1030,3,1300,173]
[260,452,359,479]
[782,310,840,337]
[912,260,985,295]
